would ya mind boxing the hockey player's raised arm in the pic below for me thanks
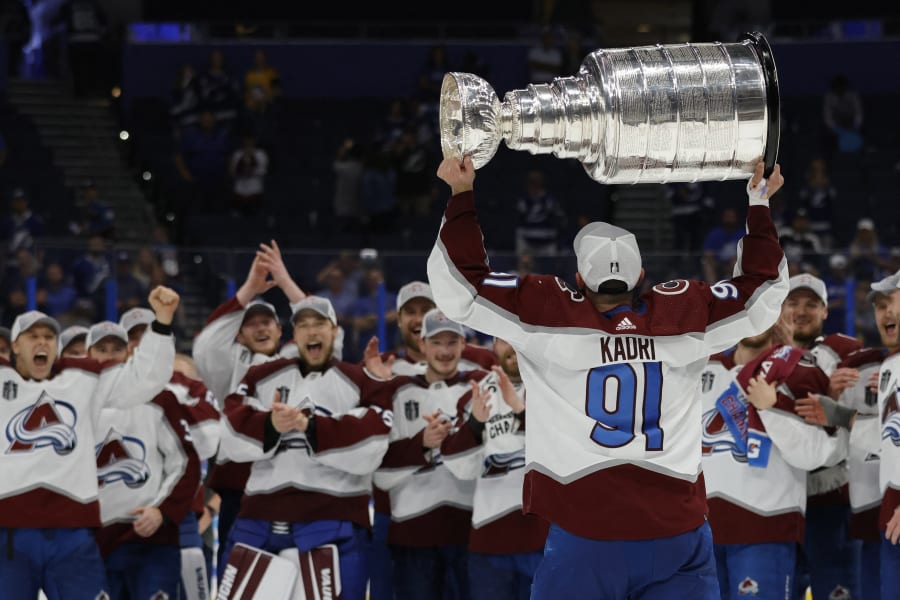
[194,256,275,401]
[700,163,789,354]
[427,156,535,347]
[96,287,177,409]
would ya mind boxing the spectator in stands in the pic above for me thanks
[393,128,432,217]
[114,251,145,313]
[333,138,364,232]
[199,49,240,124]
[517,253,535,278]
[852,278,879,346]
[72,234,111,298]
[0,187,44,257]
[417,45,450,104]
[0,287,27,327]
[778,208,823,267]
[315,265,358,332]
[244,49,280,108]
[37,262,77,317]
[361,149,398,233]
[848,217,890,280]
[170,63,202,129]
[823,74,863,155]
[2,247,40,293]
[174,110,233,213]
[797,158,837,245]
[823,254,850,335]
[70,179,115,239]
[317,250,363,297]
[528,28,564,83]
[702,207,743,283]
[515,170,566,256]
[152,226,180,278]
[228,133,268,217]
[380,100,408,148]
[666,181,714,253]
[132,247,160,292]
[349,267,397,362]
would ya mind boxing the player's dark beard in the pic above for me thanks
[793,328,821,349]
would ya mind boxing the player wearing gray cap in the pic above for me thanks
[0,286,179,599]
[430,156,787,598]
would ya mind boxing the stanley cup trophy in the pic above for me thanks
[440,32,780,184]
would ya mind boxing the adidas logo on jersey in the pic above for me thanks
[615,317,637,331]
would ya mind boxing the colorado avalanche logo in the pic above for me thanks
[95,429,151,488]
[5,392,77,455]
[482,449,526,477]
[883,413,900,448]
[701,408,747,462]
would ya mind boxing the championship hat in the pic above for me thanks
[11,311,61,342]
[574,222,643,293]
[420,309,465,339]
[868,269,900,303]
[119,307,155,334]
[788,274,828,305]
[290,296,337,325]
[86,321,128,348]
[58,325,89,354]
[243,299,279,324]
[396,281,434,311]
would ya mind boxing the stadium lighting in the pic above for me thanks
[142,171,152,181]
[111,86,122,98]
[119,130,130,141]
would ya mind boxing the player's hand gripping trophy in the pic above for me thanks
[440,32,780,184]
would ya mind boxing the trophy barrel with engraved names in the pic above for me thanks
[440,32,780,184]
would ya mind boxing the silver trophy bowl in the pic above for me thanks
[440,32,780,184]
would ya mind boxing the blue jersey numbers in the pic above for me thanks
[586,362,664,451]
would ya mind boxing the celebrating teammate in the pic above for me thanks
[0,286,179,599]
[428,156,787,598]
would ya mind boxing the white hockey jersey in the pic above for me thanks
[428,190,788,540]
[877,350,900,530]
[441,374,548,554]
[374,373,480,547]
[221,358,395,528]
[806,334,863,499]
[838,347,885,540]
[93,392,199,556]
[701,347,847,544]
[0,328,174,528]
[164,372,221,461]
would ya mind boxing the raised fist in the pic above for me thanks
[148,286,180,326]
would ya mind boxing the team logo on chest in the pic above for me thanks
[2,380,17,401]
[404,400,420,421]
[95,429,151,488]
[701,371,715,393]
[881,370,893,393]
[5,391,77,455]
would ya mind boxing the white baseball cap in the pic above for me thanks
[291,296,337,325]
[86,321,128,348]
[58,325,89,353]
[788,274,828,305]
[11,311,61,342]
[574,222,642,292]
[868,270,900,303]
[396,281,435,312]
[119,307,155,334]
[243,299,279,323]
[420,308,465,339]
